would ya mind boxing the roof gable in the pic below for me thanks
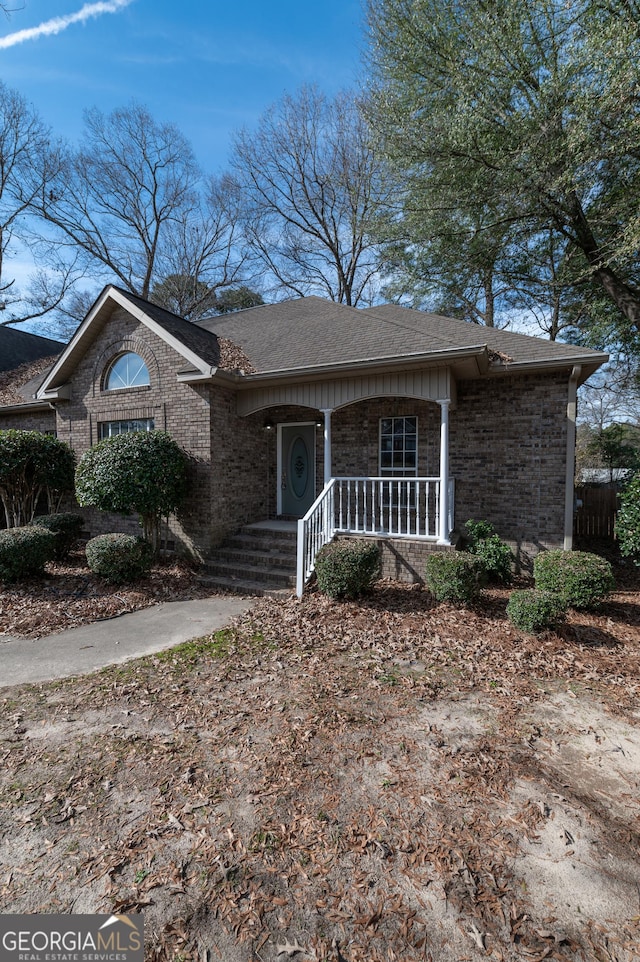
[37,286,224,399]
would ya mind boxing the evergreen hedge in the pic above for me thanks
[533,549,614,610]
[425,552,486,604]
[617,472,640,566]
[507,589,567,634]
[30,513,84,561]
[464,519,513,584]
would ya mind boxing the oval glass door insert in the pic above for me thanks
[290,435,309,499]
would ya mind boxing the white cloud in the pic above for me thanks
[0,0,134,50]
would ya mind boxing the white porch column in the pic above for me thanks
[437,399,451,545]
[321,408,333,485]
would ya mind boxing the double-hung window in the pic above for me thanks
[379,416,418,477]
[379,416,418,507]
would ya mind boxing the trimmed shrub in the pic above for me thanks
[465,519,513,584]
[0,525,56,582]
[507,589,567,634]
[75,431,188,553]
[617,472,640,566]
[464,519,496,544]
[425,552,486,604]
[315,539,381,599]
[533,549,615,609]
[30,513,84,561]
[86,533,153,585]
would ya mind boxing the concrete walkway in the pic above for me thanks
[0,596,255,687]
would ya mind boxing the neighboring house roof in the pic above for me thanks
[0,325,64,373]
[34,286,608,401]
[0,355,60,406]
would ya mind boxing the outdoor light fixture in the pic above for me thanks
[263,418,275,432]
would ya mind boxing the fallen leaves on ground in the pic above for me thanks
[1,556,640,962]
[0,551,213,638]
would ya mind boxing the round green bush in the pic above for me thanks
[464,519,513,584]
[85,533,153,584]
[533,549,615,610]
[30,513,84,561]
[507,589,567,634]
[0,525,56,582]
[425,551,486,604]
[617,472,640,566]
[315,539,381,599]
[471,535,512,583]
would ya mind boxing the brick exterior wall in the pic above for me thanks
[0,409,56,433]
[317,376,570,562]
[51,306,215,558]
[0,304,572,565]
[450,371,569,559]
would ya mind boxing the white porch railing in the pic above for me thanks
[296,476,454,596]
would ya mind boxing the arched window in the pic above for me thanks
[104,352,150,390]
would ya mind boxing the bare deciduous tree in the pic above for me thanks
[0,82,79,328]
[231,86,385,306]
[36,102,204,299]
[152,175,248,319]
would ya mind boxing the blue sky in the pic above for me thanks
[1,0,367,173]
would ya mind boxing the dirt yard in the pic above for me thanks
[1,548,640,962]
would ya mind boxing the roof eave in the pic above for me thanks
[234,344,492,386]
[176,367,237,385]
[0,399,54,414]
[488,353,609,383]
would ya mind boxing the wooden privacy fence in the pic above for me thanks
[574,485,619,539]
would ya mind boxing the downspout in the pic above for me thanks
[564,365,581,551]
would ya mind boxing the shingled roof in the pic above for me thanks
[33,288,608,402]
[0,325,64,373]
[198,295,607,380]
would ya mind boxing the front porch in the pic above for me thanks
[201,512,455,598]
[296,475,455,595]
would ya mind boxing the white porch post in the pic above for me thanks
[321,408,333,484]
[437,399,451,544]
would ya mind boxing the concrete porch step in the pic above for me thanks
[203,559,296,587]
[212,546,296,568]
[200,520,298,597]
[197,573,293,599]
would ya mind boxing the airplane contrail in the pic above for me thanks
[0,0,134,50]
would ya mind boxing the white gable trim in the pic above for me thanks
[36,286,216,400]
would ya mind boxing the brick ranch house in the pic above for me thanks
[0,285,607,593]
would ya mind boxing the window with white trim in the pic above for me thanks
[99,418,155,440]
[379,416,418,477]
[104,352,150,390]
